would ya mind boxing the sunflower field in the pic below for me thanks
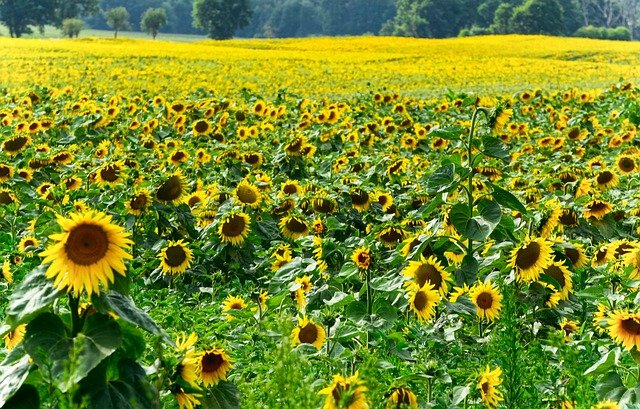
[1,34,640,409]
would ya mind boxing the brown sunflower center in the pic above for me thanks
[236,185,258,204]
[194,121,209,133]
[621,318,640,336]
[172,151,186,162]
[619,158,635,172]
[282,184,299,195]
[515,242,541,271]
[188,195,202,208]
[65,223,109,266]
[298,322,319,344]
[164,245,187,267]
[313,198,335,213]
[0,166,10,177]
[597,171,614,185]
[245,154,260,165]
[0,191,15,204]
[564,248,580,265]
[544,265,566,287]
[481,382,489,394]
[4,136,29,152]
[476,292,494,309]
[156,175,184,202]
[285,217,307,233]
[100,165,119,182]
[414,263,442,290]
[413,290,428,310]
[589,201,608,212]
[351,190,369,206]
[380,228,403,244]
[559,210,578,226]
[222,215,246,237]
[130,194,148,210]
[201,352,223,373]
[357,252,370,266]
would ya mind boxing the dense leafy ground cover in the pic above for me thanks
[1,36,640,409]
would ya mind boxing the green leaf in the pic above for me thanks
[80,359,155,409]
[23,313,72,389]
[2,384,40,409]
[595,370,626,402]
[5,265,63,327]
[323,292,354,308]
[100,292,172,345]
[466,200,502,241]
[427,164,457,194]
[0,350,32,407]
[450,203,470,235]
[201,381,240,409]
[427,126,464,140]
[452,385,470,405]
[481,135,510,161]
[488,182,527,214]
[585,348,620,376]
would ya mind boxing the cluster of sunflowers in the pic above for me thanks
[0,77,639,409]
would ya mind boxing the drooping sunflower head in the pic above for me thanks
[291,316,326,351]
[2,135,31,156]
[155,171,188,205]
[470,280,503,322]
[199,347,232,386]
[594,169,619,191]
[540,260,573,303]
[159,240,193,276]
[172,385,201,409]
[562,243,587,269]
[377,226,406,248]
[616,155,636,174]
[279,215,309,240]
[318,371,369,409]
[583,199,612,220]
[350,189,371,212]
[386,387,418,409]
[607,310,640,351]
[18,235,39,254]
[234,180,261,208]
[477,366,503,409]
[39,210,132,296]
[127,189,151,216]
[218,212,251,246]
[508,237,553,282]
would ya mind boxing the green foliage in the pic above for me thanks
[140,7,167,39]
[574,25,632,40]
[510,0,565,35]
[61,17,85,38]
[192,0,252,40]
[104,6,131,38]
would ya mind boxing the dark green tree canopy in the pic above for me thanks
[193,0,252,40]
[510,0,564,35]
[141,7,167,39]
[105,6,131,38]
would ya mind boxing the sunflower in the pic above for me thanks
[0,189,17,205]
[352,247,371,270]
[172,386,201,409]
[159,240,193,276]
[234,180,261,208]
[218,212,251,246]
[470,281,502,321]
[291,316,326,350]
[199,347,233,386]
[2,259,12,283]
[591,400,619,409]
[319,371,369,409]
[222,294,247,320]
[623,246,640,279]
[3,324,26,350]
[562,243,587,268]
[374,191,394,212]
[478,366,503,408]
[508,237,553,282]
[616,155,636,174]
[592,245,614,267]
[280,180,303,196]
[2,135,31,156]
[350,189,371,212]
[559,318,579,341]
[608,310,640,350]
[95,162,123,186]
[0,163,14,183]
[377,226,406,248]
[386,387,418,409]
[279,215,309,240]
[192,119,211,136]
[312,197,337,214]
[63,176,83,191]
[489,107,513,133]
[594,169,619,190]
[156,171,188,205]
[407,282,439,322]
[540,260,573,303]
[39,210,132,296]
[584,199,612,220]
[558,209,579,228]
[402,255,451,296]
[127,189,151,215]
[540,204,561,238]
[18,236,39,253]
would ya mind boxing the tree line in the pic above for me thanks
[0,0,638,40]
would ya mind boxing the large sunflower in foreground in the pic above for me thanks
[291,316,326,350]
[478,366,503,408]
[607,310,640,351]
[508,237,553,282]
[218,212,251,245]
[40,210,132,296]
[159,240,193,276]
[402,255,451,296]
[407,283,439,322]
[470,281,502,322]
[319,371,369,409]
[199,347,233,386]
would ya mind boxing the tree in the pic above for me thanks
[193,0,252,40]
[105,6,131,38]
[510,0,565,34]
[491,3,515,33]
[61,17,84,37]
[381,0,467,38]
[54,0,99,24]
[141,7,167,39]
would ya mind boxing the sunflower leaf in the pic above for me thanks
[5,265,63,327]
[1,384,40,409]
[0,349,32,407]
[585,348,621,376]
[427,164,457,194]
[595,370,626,402]
[452,385,471,405]
[488,182,527,214]
[201,381,240,409]
[427,126,464,140]
[481,135,510,161]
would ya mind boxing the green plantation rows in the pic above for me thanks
[0,83,639,408]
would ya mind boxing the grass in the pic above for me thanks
[0,24,206,42]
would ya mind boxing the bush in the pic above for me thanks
[574,25,631,41]
[61,18,84,38]
[459,25,494,37]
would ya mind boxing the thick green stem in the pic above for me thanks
[466,109,480,259]
[69,294,81,336]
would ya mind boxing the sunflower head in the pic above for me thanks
[199,347,232,386]
[218,212,251,246]
[470,281,502,322]
[508,237,553,282]
[386,387,418,409]
[352,247,371,270]
[319,371,369,409]
[407,282,439,322]
[39,210,132,296]
[159,240,193,276]
[608,310,640,351]
[156,172,188,205]
[291,316,326,350]
[478,366,503,408]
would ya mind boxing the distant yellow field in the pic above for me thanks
[1,35,639,98]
